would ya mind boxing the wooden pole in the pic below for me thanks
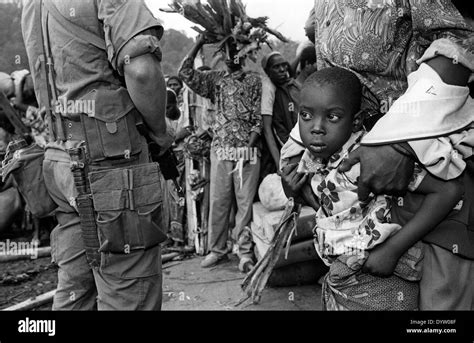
[185,159,198,250]
[162,252,180,263]
[0,247,51,263]
[3,290,56,311]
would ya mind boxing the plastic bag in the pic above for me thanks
[258,173,288,212]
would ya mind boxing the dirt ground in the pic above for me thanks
[0,256,57,311]
[0,252,322,311]
[162,254,322,311]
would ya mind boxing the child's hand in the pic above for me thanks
[362,244,400,278]
[281,163,311,197]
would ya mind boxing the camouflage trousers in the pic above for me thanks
[44,141,162,311]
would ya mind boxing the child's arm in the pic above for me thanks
[300,183,321,212]
[362,172,463,277]
[281,154,320,211]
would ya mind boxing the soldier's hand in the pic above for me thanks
[149,131,174,156]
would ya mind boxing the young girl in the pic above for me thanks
[281,67,463,310]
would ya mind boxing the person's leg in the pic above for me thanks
[168,179,185,244]
[176,157,187,242]
[233,156,261,269]
[206,150,234,259]
[420,243,474,310]
[43,148,97,310]
[50,213,98,310]
[89,140,163,311]
[94,246,162,311]
[168,154,186,245]
[159,173,171,237]
[471,259,474,310]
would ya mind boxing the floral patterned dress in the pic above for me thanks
[298,131,426,270]
[297,131,427,310]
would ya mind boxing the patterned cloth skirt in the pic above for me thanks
[322,252,421,311]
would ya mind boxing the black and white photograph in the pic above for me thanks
[0,0,473,339]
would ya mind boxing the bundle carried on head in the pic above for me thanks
[160,0,288,62]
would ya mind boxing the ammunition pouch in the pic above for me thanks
[1,142,57,218]
[89,162,167,254]
[80,112,143,162]
[55,88,143,162]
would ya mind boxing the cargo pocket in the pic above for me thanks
[96,210,127,254]
[138,203,166,249]
[90,163,166,255]
[96,205,166,254]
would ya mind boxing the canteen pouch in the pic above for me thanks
[89,162,167,254]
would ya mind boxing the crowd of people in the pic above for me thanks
[0,0,473,311]
[158,34,319,274]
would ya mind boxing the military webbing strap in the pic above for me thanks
[32,0,53,140]
[35,0,64,141]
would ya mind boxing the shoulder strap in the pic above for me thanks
[31,0,56,141]
[38,0,66,141]
[42,0,106,51]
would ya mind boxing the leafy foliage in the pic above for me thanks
[160,0,287,62]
